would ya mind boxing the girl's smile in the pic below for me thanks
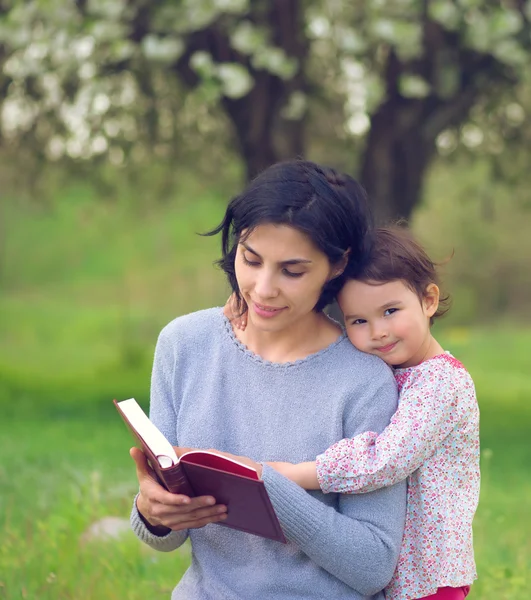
[339,279,442,368]
[376,341,398,354]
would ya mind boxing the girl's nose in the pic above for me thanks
[370,325,388,340]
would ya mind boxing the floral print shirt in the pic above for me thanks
[316,353,480,600]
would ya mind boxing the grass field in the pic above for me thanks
[1,188,530,599]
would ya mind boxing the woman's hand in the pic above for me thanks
[223,294,248,330]
[130,447,228,535]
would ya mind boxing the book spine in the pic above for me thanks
[160,462,195,497]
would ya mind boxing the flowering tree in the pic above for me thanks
[1,0,530,219]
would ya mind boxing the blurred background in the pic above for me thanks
[0,1,530,598]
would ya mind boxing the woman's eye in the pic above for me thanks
[283,269,304,278]
[242,255,260,267]
[384,308,398,316]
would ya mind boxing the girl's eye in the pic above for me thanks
[242,254,260,267]
[283,269,304,278]
[384,308,398,316]
[351,318,366,325]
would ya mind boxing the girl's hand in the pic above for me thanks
[173,446,195,457]
[223,294,248,331]
[173,446,263,478]
[268,461,321,490]
[130,447,228,534]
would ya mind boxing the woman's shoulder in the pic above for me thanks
[332,338,396,382]
[158,307,224,347]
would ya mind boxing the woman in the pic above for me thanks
[130,160,407,599]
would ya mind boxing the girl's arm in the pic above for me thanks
[260,371,406,596]
[316,363,477,494]
[267,461,320,489]
[201,367,406,593]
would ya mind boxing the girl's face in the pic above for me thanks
[338,279,439,368]
[235,223,338,334]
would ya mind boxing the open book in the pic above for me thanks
[114,398,286,543]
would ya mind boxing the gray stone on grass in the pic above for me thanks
[80,516,131,544]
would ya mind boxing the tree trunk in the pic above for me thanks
[222,71,306,181]
[360,100,435,224]
[174,0,308,182]
[359,21,509,224]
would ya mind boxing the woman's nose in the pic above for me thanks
[254,271,278,298]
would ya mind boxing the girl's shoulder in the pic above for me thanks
[394,353,475,395]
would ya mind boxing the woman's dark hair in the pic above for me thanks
[348,226,451,324]
[204,160,373,312]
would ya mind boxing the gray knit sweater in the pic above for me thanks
[131,308,406,600]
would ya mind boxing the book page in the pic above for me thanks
[181,450,260,480]
[117,398,178,468]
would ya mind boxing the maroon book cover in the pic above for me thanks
[114,399,286,543]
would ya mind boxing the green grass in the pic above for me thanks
[1,327,530,599]
[437,327,531,599]
[1,186,530,598]
[0,415,191,599]
[0,186,228,383]
[0,186,226,597]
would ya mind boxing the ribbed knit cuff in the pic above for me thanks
[130,494,187,552]
[261,464,325,547]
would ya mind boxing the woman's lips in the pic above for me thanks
[252,301,286,318]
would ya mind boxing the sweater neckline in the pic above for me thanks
[221,310,347,368]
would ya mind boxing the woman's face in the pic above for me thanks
[235,223,336,333]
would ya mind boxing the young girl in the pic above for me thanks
[226,226,480,600]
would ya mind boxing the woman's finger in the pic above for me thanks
[154,501,227,530]
[130,447,192,506]
[150,496,223,520]
[167,512,228,531]
[130,446,151,477]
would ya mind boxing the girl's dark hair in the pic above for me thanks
[349,226,451,324]
[204,160,373,312]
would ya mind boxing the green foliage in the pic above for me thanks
[2,0,529,173]
[413,159,531,324]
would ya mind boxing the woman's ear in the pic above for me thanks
[423,283,440,318]
[330,249,350,280]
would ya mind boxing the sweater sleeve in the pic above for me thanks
[262,369,407,596]
[315,362,476,494]
[130,329,189,552]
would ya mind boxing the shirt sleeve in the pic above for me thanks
[315,362,476,494]
[262,367,407,596]
[130,329,189,552]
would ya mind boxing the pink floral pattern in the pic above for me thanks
[316,353,480,600]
